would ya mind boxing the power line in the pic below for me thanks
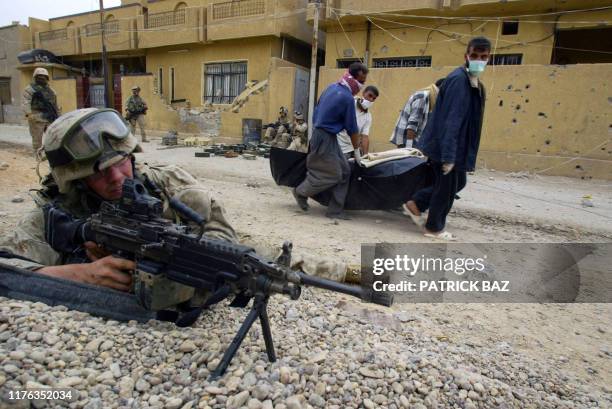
[329,5,612,23]
[365,15,612,55]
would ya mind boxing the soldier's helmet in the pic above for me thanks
[33,67,50,79]
[42,108,142,193]
[294,112,304,121]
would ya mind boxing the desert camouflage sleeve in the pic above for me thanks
[0,208,61,270]
[137,163,239,244]
[22,86,33,116]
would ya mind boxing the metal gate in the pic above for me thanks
[89,85,106,108]
[293,68,310,117]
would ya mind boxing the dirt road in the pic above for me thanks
[0,137,610,400]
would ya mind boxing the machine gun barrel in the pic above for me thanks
[296,271,393,307]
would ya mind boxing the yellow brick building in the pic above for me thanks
[309,0,612,179]
[21,0,319,137]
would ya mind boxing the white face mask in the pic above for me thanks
[360,99,374,110]
[467,59,487,77]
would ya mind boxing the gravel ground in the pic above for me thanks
[1,292,610,409]
[0,135,611,408]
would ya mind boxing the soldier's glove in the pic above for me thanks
[442,162,455,175]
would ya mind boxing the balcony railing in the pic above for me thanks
[83,21,120,37]
[212,0,265,20]
[39,28,68,42]
[145,9,186,28]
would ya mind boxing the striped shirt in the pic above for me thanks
[389,90,432,147]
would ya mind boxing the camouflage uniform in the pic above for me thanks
[287,114,308,153]
[0,109,347,282]
[22,69,60,153]
[264,107,290,145]
[126,93,147,142]
[0,162,237,268]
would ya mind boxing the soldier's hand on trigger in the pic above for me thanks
[85,256,135,292]
[84,241,111,261]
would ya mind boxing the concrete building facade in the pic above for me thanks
[309,0,612,179]
[0,23,32,124]
[12,0,320,138]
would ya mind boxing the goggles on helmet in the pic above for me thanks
[46,109,131,168]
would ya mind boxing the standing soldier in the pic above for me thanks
[22,67,60,154]
[125,86,148,142]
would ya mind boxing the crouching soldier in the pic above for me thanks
[287,112,308,153]
[22,67,60,154]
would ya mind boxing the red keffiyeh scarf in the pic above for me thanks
[338,71,363,95]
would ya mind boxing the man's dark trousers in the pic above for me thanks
[412,168,466,214]
[418,161,458,232]
[296,127,350,215]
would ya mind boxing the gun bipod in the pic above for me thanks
[209,294,276,380]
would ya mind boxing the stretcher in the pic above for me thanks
[269,147,434,210]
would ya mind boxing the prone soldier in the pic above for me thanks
[0,108,350,290]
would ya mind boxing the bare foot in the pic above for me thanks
[405,200,421,216]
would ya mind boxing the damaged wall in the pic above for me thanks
[318,64,612,180]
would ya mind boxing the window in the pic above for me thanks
[169,67,175,101]
[502,21,519,35]
[336,58,361,69]
[204,62,247,104]
[373,56,432,68]
[0,77,10,105]
[158,67,163,95]
[489,54,523,65]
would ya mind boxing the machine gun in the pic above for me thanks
[125,107,147,121]
[262,120,280,130]
[31,90,59,123]
[42,179,393,379]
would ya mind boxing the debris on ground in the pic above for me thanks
[161,130,179,146]
[581,195,594,207]
[195,143,272,159]
[507,171,532,179]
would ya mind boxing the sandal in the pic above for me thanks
[424,231,457,241]
[402,203,425,227]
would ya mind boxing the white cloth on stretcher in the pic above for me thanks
[358,148,425,168]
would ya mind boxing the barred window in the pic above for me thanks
[373,56,432,68]
[489,54,523,65]
[204,62,247,104]
[336,58,361,69]
[212,0,265,20]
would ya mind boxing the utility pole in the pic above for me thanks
[99,0,110,108]
[307,0,320,140]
